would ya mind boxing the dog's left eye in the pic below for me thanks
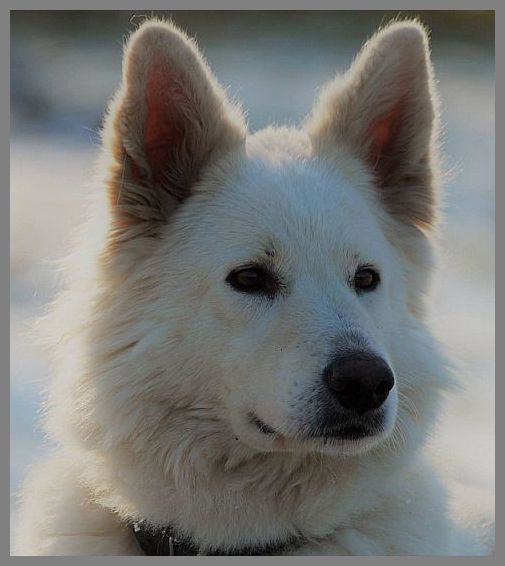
[226,265,278,297]
[353,267,380,292]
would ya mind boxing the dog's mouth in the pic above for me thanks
[249,414,278,435]
[242,391,397,455]
[306,423,381,441]
[249,413,383,442]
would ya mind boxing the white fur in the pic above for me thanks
[13,19,493,556]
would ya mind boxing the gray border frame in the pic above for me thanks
[4,1,497,565]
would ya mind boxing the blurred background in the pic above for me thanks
[10,10,494,534]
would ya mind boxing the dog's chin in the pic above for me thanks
[233,410,396,457]
[300,424,394,456]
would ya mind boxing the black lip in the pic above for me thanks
[249,413,384,441]
[324,425,376,440]
[250,414,277,435]
[306,422,383,441]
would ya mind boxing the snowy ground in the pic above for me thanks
[10,15,494,547]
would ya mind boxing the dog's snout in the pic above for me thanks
[324,353,394,414]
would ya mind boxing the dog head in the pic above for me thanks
[60,20,451,463]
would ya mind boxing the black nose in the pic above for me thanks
[324,353,394,414]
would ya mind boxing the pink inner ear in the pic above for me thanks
[369,102,402,161]
[144,64,186,181]
[367,98,404,183]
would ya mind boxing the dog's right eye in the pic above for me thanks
[226,266,278,297]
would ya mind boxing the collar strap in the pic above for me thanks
[132,522,302,556]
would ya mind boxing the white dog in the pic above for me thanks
[14,19,493,555]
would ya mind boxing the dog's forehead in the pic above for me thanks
[203,147,389,264]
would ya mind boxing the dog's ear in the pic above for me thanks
[306,22,439,230]
[101,20,246,239]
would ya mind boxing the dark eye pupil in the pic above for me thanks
[235,269,261,288]
[354,268,380,291]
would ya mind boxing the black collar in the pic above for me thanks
[132,521,303,556]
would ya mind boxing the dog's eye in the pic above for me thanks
[226,266,278,297]
[353,267,380,292]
